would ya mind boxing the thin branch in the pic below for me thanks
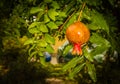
[59,10,76,32]
[78,2,86,21]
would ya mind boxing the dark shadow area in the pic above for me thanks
[0,48,50,84]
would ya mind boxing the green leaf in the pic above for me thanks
[40,57,46,66]
[84,48,94,62]
[45,34,55,44]
[47,21,58,29]
[65,14,77,28]
[46,45,54,53]
[82,12,91,21]
[37,11,45,21]
[38,40,47,47]
[58,11,66,17]
[51,1,60,9]
[44,0,52,3]
[29,51,37,57]
[89,33,110,57]
[63,45,72,56]
[94,54,104,63]
[87,23,99,30]
[48,9,58,21]
[86,61,97,82]
[39,24,48,32]
[44,14,50,23]
[28,27,40,34]
[24,38,34,45]
[28,22,41,34]
[30,7,43,14]
[28,44,36,56]
[38,51,44,56]
[62,56,84,72]
[29,22,39,29]
[90,33,110,46]
[69,63,85,79]
[91,11,109,34]
[55,21,63,26]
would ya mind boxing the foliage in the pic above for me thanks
[0,0,120,83]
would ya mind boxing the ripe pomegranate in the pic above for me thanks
[66,21,90,55]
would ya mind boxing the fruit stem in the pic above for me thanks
[78,2,86,21]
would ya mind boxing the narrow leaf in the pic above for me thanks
[69,63,85,79]
[62,56,84,72]
[86,61,97,82]
[84,49,94,62]
[30,7,43,14]
[63,45,72,56]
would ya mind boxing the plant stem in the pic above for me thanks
[78,2,86,21]
[59,10,76,32]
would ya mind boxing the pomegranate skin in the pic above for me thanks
[66,21,90,45]
[66,21,90,55]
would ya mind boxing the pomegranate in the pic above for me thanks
[66,21,90,55]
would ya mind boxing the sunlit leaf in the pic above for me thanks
[39,24,48,32]
[63,45,72,56]
[29,22,39,29]
[38,51,44,56]
[37,12,44,21]
[48,9,58,21]
[45,34,55,44]
[24,38,34,45]
[44,14,50,23]
[30,7,43,14]
[28,22,41,34]
[58,11,66,17]
[86,61,97,82]
[28,27,40,34]
[47,21,58,29]
[40,57,46,66]
[38,40,47,47]
[46,45,54,53]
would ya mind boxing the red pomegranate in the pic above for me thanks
[66,21,90,55]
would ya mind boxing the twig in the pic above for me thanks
[59,10,76,32]
[78,2,86,21]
